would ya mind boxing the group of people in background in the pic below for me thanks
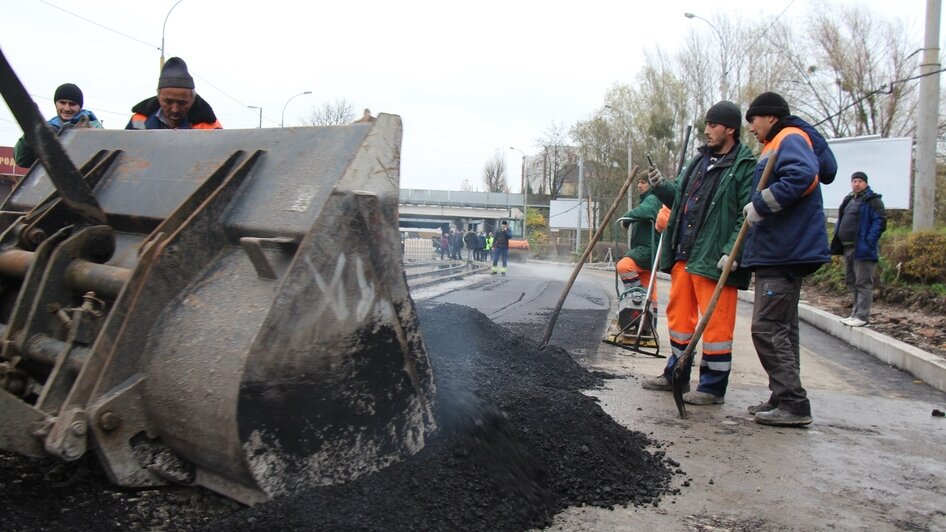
[618,92,885,428]
[436,220,512,275]
[14,56,220,167]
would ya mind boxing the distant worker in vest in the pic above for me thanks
[14,83,103,167]
[830,171,886,328]
[492,221,511,275]
[616,176,662,313]
[742,91,832,427]
[126,57,222,130]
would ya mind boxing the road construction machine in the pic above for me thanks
[0,49,436,504]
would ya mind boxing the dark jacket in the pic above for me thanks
[741,119,831,271]
[125,95,222,130]
[652,143,756,289]
[618,190,662,270]
[493,226,511,249]
[830,187,886,261]
[464,230,477,249]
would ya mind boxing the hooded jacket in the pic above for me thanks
[652,142,756,289]
[830,187,886,261]
[741,118,831,271]
[125,94,222,130]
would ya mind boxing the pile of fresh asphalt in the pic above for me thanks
[0,302,673,531]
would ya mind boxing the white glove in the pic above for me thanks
[717,254,738,272]
[648,167,665,187]
[743,202,763,226]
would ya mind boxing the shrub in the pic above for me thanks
[900,230,946,283]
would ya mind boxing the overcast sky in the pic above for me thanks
[0,0,936,191]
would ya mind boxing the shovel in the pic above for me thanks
[672,151,779,417]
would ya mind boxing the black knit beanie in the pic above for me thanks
[745,91,790,121]
[851,171,868,183]
[158,57,195,90]
[704,101,742,129]
[53,83,83,107]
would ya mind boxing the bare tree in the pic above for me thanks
[768,4,919,138]
[303,98,356,126]
[483,151,508,192]
[535,123,576,199]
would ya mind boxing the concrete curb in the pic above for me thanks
[737,290,946,393]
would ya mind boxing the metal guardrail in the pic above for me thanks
[403,259,489,288]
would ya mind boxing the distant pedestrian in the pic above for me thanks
[485,232,494,262]
[830,171,886,327]
[439,232,449,260]
[477,232,487,261]
[14,83,103,167]
[492,221,511,275]
[464,229,478,262]
[742,91,832,427]
[451,229,463,260]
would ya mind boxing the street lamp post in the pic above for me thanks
[509,147,527,238]
[685,12,728,100]
[160,0,185,71]
[281,91,313,127]
[247,105,262,128]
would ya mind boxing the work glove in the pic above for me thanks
[743,202,763,226]
[648,167,665,187]
[717,254,738,272]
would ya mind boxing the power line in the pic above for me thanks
[40,0,158,51]
[814,67,946,127]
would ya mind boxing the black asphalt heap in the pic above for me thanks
[0,303,673,531]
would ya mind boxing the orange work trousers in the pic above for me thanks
[616,257,657,303]
[662,260,736,396]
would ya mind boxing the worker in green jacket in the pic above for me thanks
[616,177,662,301]
[641,100,756,409]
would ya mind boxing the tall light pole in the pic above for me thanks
[247,105,262,128]
[160,0,185,71]
[509,147,528,238]
[281,91,312,127]
[685,12,728,100]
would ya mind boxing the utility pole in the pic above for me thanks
[914,0,941,230]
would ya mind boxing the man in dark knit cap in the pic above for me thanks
[640,100,756,410]
[14,83,103,167]
[741,91,833,427]
[830,171,886,328]
[126,57,221,130]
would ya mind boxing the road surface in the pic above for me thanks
[413,261,946,531]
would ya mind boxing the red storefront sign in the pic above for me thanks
[0,146,28,177]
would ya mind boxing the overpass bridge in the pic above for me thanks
[398,189,541,236]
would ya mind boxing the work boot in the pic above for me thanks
[754,407,813,426]
[747,401,777,415]
[641,375,689,393]
[682,390,724,405]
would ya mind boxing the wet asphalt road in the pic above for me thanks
[413,260,946,531]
